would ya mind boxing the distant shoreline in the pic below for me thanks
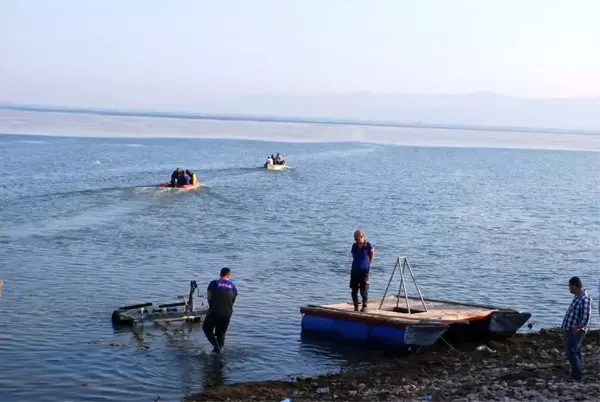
[1,104,598,137]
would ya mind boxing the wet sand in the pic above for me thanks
[185,328,600,402]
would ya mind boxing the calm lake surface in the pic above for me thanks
[0,110,599,402]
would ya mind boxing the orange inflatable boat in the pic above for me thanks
[158,182,200,190]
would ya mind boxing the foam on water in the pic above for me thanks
[16,139,50,144]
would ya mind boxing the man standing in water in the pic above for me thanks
[561,276,592,381]
[350,230,374,312]
[203,268,238,353]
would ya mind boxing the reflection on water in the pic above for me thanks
[202,354,228,390]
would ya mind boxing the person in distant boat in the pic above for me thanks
[177,169,186,187]
[182,171,191,186]
[350,230,374,312]
[190,171,198,185]
[275,153,286,165]
[170,168,181,187]
[203,267,238,353]
[185,170,194,184]
[264,156,273,168]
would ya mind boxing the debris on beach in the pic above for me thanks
[475,345,496,353]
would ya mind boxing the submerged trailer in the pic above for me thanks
[111,280,209,326]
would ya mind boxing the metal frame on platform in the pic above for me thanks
[379,256,428,313]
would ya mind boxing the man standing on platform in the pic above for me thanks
[203,267,238,353]
[350,230,374,312]
[561,276,592,381]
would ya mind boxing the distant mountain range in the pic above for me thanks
[1,92,598,135]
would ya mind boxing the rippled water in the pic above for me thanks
[0,113,599,402]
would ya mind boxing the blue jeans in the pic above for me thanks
[565,330,585,380]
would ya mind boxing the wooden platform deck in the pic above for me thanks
[304,295,517,326]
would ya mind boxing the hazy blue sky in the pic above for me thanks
[1,0,598,108]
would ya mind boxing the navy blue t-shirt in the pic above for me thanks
[207,279,238,317]
[351,242,373,273]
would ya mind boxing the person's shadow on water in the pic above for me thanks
[202,353,228,389]
[154,322,229,393]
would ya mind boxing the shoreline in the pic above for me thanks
[185,328,600,402]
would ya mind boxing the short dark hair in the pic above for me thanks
[220,267,231,277]
[569,276,582,288]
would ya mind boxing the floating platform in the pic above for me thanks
[301,295,531,348]
[111,280,209,326]
[300,257,531,352]
[300,303,448,352]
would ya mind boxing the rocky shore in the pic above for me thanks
[185,328,600,402]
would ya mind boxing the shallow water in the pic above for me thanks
[0,112,599,402]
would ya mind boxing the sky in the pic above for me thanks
[1,0,599,110]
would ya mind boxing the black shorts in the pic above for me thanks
[349,270,369,291]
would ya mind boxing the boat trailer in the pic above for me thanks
[111,280,209,326]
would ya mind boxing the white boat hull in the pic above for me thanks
[266,164,288,171]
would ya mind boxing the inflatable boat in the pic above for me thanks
[265,164,289,171]
[158,182,201,190]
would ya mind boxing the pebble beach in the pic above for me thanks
[186,328,600,402]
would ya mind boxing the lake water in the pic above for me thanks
[0,110,599,402]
